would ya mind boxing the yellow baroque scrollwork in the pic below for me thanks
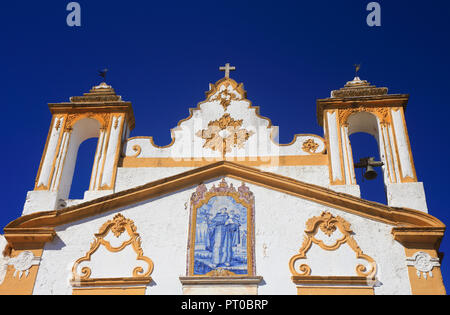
[302,139,320,154]
[131,144,142,158]
[64,112,111,131]
[339,107,391,126]
[71,214,154,286]
[206,77,247,111]
[289,211,377,278]
[196,114,255,156]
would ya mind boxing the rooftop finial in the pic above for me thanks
[354,64,361,79]
[219,63,236,79]
[98,68,108,82]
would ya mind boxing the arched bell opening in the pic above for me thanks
[345,111,387,204]
[69,138,98,199]
[58,118,101,200]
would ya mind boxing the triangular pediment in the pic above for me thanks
[5,161,444,234]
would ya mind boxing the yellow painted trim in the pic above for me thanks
[109,113,126,190]
[400,108,418,181]
[34,115,60,190]
[324,110,345,186]
[324,110,335,185]
[389,108,418,183]
[72,286,146,295]
[297,286,374,295]
[383,122,397,183]
[3,228,56,250]
[292,275,376,285]
[336,110,346,185]
[89,129,104,190]
[98,113,113,190]
[55,130,73,192]
[342,125,353,184]
[71,277,152,287]
[380,124,393,183]
[36,115,67,191]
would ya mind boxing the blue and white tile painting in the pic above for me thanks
[194,196,248,275]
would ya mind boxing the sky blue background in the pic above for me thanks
[1,1,449,292]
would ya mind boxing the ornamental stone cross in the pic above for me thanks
[219,63,236,78]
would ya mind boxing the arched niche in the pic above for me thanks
[58,118,101,200]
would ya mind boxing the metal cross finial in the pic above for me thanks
[219,63,236,78]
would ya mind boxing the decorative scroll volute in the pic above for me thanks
[71,214,154,283]
[289,211,377,278]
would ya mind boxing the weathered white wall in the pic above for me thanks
[114,165,331,194]
[33,177,411,295]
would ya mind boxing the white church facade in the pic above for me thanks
[0,65,446,295]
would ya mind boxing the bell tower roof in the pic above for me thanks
[316,75,409,126]
[330,76,389,98]
[47,81,135,130]
[69,82,122,103]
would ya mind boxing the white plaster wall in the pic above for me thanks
[114,167,195,192]
[33,177,411,295]
[114,165,330,194]
[22,190,59,215]
[326,111,342,182]
[36,117,64,188]
[101,116,122,187]
[386,182,428,213]
[391,109,414,179]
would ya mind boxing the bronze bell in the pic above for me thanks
[364,164,378,180]
[354,157,384,181]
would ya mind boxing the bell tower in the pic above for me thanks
[317,76,428,212]
[24,82,135,215]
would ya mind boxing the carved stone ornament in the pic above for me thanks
[289,211,377,278]
[302,139,320,154]
[0,251,41,284]
[64,112,111,131]
[196,114,255,156]
[206,77,247,111]
[406,251,440,279]
[71,213,154,285]
[205,268,237,277]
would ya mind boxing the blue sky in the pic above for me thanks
[1,1,449,291]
